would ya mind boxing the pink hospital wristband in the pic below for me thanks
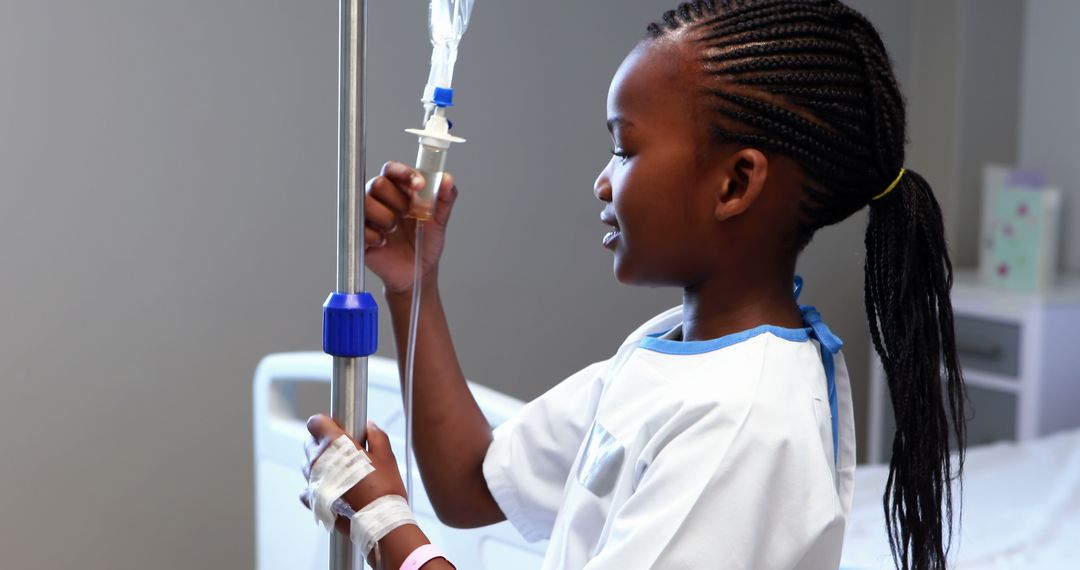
[399,543,454,570]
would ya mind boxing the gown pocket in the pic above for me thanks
[576,420,625,498]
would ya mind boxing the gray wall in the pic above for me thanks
[906,0,1026,270]
[1019,0,1080,273]
[953,0,1026,268]
[1,2,339,568]
[0,2,922,568]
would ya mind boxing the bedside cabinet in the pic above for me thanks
[867,271,1080,464]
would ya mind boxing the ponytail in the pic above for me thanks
[865,168,966,569]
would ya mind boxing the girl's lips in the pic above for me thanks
[603,230,621,249]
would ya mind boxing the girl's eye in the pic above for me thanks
[610,148,632,163]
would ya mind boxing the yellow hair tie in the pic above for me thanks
[872,168,906,201]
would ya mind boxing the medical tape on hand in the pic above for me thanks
[349,494,417,557]
[308,435,376,531]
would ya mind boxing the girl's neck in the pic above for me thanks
[680,273,803,342]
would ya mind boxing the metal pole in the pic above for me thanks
[332,0,366,568]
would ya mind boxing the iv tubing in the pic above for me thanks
[399,0,474,528]
[403,222,425,508]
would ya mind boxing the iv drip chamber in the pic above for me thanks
[406,106,464,220]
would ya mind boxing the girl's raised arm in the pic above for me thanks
[364,161,505,528]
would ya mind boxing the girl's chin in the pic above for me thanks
[613,256,646,285]
[613,256,689,287]
[612,256,633,284]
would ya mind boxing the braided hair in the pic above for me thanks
[645,2,966,569]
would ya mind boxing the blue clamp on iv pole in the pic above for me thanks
[323,293,378,358]
[323,1,373,569]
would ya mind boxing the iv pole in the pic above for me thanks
[323,1,376,569]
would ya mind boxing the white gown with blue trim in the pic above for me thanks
[482,303,856,569]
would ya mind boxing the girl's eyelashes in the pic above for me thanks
[610,148,632,163]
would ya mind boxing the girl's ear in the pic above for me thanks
[713,148,768,221]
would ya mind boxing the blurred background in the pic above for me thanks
[2,0,1078,568]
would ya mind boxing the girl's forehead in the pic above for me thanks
[607,39,700,133]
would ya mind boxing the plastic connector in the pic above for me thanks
[322,292,378,357]
[432,87,454,108]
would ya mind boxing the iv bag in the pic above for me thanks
[425,0,475,96]
[429,0,473,46]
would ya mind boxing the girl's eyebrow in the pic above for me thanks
[606,117,635,134]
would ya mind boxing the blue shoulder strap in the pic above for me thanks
[794,276,843,466]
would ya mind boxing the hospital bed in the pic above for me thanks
[255,352,1080,569]
[841,426,1080,569]
[253,352,548,570]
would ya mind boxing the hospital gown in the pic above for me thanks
[482,305,856,569]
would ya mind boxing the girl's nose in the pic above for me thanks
[593,168,612,202]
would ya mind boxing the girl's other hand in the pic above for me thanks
[364,161,458,294]
[300,415,408,528]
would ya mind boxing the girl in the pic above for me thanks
[302,1,966,568]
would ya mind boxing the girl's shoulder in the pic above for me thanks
[596,305,684,376]
[620,305,684,347]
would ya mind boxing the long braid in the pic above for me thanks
[647,2,966,569]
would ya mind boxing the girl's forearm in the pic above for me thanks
[385,277,505,528]
[374,525,455,570]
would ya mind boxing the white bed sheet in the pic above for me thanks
[841,428,1080,569]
